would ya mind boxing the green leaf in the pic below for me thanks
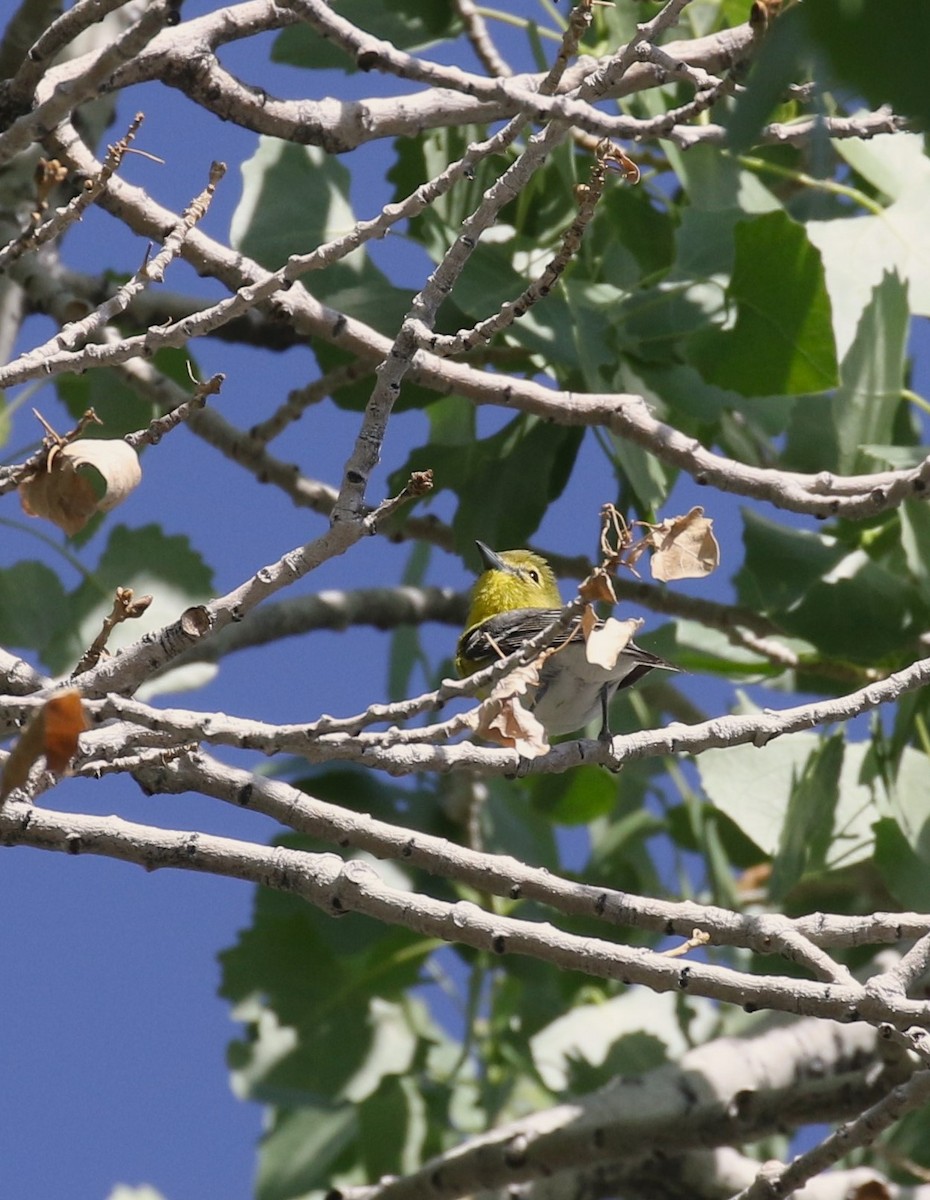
[803,0,930,129]
[616,278,724,365]
[0,560,69,660]
[603,429,675,514]
[230,137,411,333]
[623,360,735,426]
[231,138,356,271]
[272,0,459,72]
[737,510,844,614]
[699,727,882,873]
[449,239,580,366]
[0,393,9,447]
[56,349,194,437]
[221,844,434,1107]
[358,1074,428,1179]
[883,745,930,859]
[530,767,618,825]
[57,368,155,438]
[530,990,714,1093]
[43,524,213,675]
[699,730,820,857]
[690,211,838,397]
[736,510,918,661]
[595,184,676,281]
[824,270,908,471]
[674,207,742,280]
[786,271,908,474]
[725,7,808,153]
[900,500,930,606]
[562,280,621,391]
[388,413,583,553]
[662,142,781,215]
[388,124,501,263]
[313,341,433,412]
[769,732,843,900]
[807,133,930,357]
[585,801,666,895]
[886,1106,930,1177]
[874,819,930,911]
[483,780,559,872]
[387,541,433,702]
[256,1103,358,1200]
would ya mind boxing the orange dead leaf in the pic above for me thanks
[0,689,87,801]
[0,715,45,801]
[43,690,88,773]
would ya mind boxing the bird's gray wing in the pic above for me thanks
[459,609,677,673]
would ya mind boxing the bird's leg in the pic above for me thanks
[597,684,612,742]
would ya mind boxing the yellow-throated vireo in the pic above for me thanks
[456,541,676,738]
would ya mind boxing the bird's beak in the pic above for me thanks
[475,540,509,573]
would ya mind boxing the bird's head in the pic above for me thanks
[464,541,561,627]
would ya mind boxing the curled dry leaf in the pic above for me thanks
[645,506,720,582]
[585,616,643,669]
[580,604,598,641]
[579,569,617,605]
[20,438,142,535]
[471,660,550,757]
[0,689,87,802]
[477,697,549,758]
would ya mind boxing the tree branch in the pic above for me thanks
[3,794,929,1034]
[16,122,925,522]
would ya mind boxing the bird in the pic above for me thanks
[456,541,676,739]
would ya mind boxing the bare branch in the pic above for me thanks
[3,790,930,1032]
[732,1069,930,1200]
[0,0,172,167]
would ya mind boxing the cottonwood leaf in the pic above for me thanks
[808,132,930,356]
[689,210,837,396]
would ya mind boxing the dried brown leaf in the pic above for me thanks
[580,603,598,641]
[646,507,720,582]
[20,439,142,534]
[465,661,551,756]
[584,617,642,669]
[579,570,617,605]
[477,697,549,758]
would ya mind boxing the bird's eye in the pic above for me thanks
[527,569,540,583]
